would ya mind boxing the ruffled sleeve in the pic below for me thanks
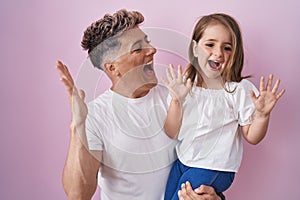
[234,79,259,126]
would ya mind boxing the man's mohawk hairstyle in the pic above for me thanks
[81,9,144,53]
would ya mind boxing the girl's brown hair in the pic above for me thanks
[185,13,250,90]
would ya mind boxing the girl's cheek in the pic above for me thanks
[225,54,232,61]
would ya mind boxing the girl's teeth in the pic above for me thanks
[208,60,219,68]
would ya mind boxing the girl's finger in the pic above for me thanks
[166,67,173,81]
[250,90,257,103]
[276,89,286,100]
[266,74,273,91]
[271,79,280,94]
[260,76,265,92]
[177,65,183,78]
[186,78,192,90]
[169,64,177,79]
[160,77,168,87]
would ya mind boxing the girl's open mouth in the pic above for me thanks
[208,60,221,70]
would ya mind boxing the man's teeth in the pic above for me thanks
[146,61,153,65]
[144,61,153,69]
[144,61,153,72]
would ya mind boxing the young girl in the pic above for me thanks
[163,13,285,200]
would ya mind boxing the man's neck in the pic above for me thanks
[110,84,153,98]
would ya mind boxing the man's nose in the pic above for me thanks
[145,44,157,56]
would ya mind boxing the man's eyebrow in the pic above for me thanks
[131,39,142,48]
[130,35,148,48]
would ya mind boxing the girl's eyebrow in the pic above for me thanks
[223,42,232,46]
[204,39,232,45]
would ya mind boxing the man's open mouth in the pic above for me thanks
[143,61,154,74]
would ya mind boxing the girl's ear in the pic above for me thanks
[192,40,199,58]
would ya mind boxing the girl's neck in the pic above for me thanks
[198,76,225,89]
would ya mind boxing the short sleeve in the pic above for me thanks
[235,79,259,126]
[85,108,104,151]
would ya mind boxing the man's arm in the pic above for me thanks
[56,60,101,199]
[63,125,101,199]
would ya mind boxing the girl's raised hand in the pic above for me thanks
[250,74,285,117]
[162,64,192,104]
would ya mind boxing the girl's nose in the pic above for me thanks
[213,47,223,58]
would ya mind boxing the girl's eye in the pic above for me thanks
[205,43,214,47]
[224,46,232,51]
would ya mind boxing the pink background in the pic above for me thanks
[1,0,299,199]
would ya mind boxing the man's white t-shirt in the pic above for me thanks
[85,85,177,200]
[176,79,259,172]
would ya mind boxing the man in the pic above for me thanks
[56,9,224,200]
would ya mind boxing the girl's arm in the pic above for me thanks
[164,98,184,138]
[240,113,270,145]
[241,74,285,145]
[162,64,192,139]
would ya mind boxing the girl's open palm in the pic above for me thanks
[162,64,192,103]
[251,74,285,116]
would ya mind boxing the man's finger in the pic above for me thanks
[78,89,86,101]
[195,184,215,195]
[56,61,74,86]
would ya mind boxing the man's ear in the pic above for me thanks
[104,63,120,76]
[192,40,198,58]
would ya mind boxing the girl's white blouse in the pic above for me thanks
[176,79,259,172]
